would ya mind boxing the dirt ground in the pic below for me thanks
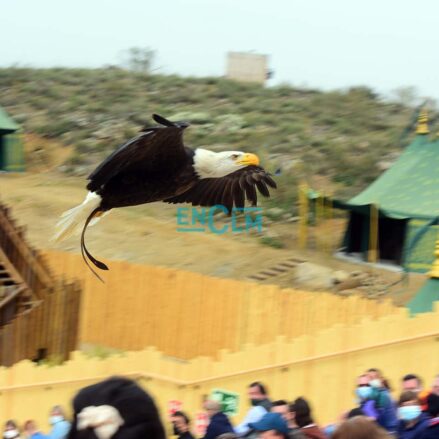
[0,172,297,276]
[0,171,426,305]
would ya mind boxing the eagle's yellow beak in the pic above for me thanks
[238,153,260,166]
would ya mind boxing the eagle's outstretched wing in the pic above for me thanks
[87,114,189,192]
[164,165,277,213]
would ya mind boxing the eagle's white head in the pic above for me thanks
[193,148,260,179]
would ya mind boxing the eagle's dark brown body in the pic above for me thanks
[95,148,197,210]
[57,114,277,281]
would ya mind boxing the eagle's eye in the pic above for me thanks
[230,154,240,160]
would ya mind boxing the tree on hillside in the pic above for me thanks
[391,86,419,108]
[120,47,155,74]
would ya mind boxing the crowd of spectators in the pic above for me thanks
[3,406,71,439]
[4,371,439,439]
[171,372,439,439]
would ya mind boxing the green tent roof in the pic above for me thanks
[347,136,439,219]
[407,277,439,315]
[0,106,19,133]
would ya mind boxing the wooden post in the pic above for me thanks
[368,204,379,263]
[298,182,309,249]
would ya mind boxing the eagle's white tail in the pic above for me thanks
[53,192,103,243]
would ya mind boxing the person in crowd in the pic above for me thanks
[23,421,45,439]
[401,374,431,411]
[203,400,234,439]
[249,412,289,439]
[355,375,379,420]
[355,374,398,433]
[171,411,194,439]
[367,368,392,391]
[46,406,70,439]
[396,391,430,439]
[3,421,21,439]
[420,394,439,439]
[66,375,166,439]
[234,382,272,436]
[402,374,423,394]
[270,401,304,439]
[430,375,439,396]
[271,400,290,419]
[292,397,326,439]
[331,416,389,439]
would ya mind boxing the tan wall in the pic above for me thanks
[1,303,439,434]
[43,251,400,359]
[226,52,268,84]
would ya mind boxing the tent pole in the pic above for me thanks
[368,204,379,264]
[327,196,333,253]
[317,194,324,251]
[321,194,325,252]
[320,193,329,253]
[298,182,308,249]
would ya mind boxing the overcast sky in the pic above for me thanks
[2,0,438,99]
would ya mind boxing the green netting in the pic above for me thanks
[2,134,25,171]
[403,220,439,272]
[407,278,439,315]
[0,133,25,172]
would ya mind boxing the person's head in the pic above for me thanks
[431,374,439,396]
[358,374,370,386]
[3,421,19,439]
[292,397,313,428]
[397,391,422,423]
[355,375,373,401]
[204,400,221,419]
[23,421,38,436]
[248,382,268,404]
[332,416,389,439]
[366,368,391,390]
[171,412,190,434]
[49,406,66,425]
[66,376,166,439]
[270,401,290,423]
[402,374,423,393]
[249,412,289,439]
[366,368,381,381]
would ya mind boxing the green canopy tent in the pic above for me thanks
[312,112,439,273]
[407,242,439,315]
[0,106,25,172]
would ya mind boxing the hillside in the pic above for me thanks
[0,67,419,206]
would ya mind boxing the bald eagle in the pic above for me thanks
[54,114,277,280]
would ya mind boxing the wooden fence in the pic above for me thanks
[45,250,401,359]
[0,201,82,366]
[0,203,54,299]
[0,279,81,366]
[1,302,438,432]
